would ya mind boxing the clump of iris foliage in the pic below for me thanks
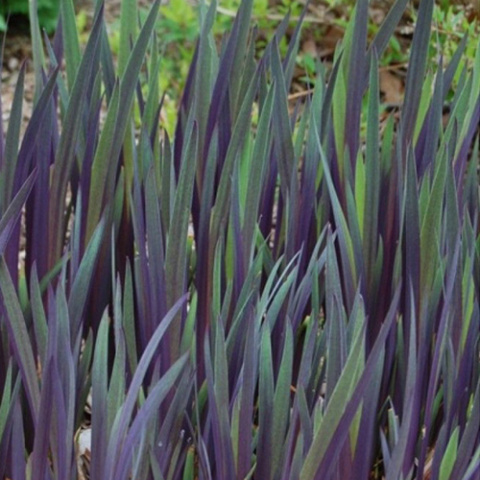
[0,0,479,478]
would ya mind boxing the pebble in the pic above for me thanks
[8,57,19,71]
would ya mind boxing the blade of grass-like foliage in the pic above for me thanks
[51,282,76,479]
[24,81,58,283]
[113,355,189,480]
[31,357,54,479]
[301,286,401,479]
[413,71,434,147]
[320,52,342,143]
[401,0,434,146]
[369,0,409,64]
[191,0,216,186]
[10,401,25,479]
[264,263,299,332]
[145,166,167,319]
[316,126,357,308]
[43,29,69,115]
[0,63,25,210]
[130,162,153,347]
[204,325,236,479]
[28,0,46,97]
[386,293,417,480]
[442,33,469,101]
[460,445,480,480]
[256,322,275,479]
[68,216,106,339]
[237,316,259,478]
[115,0,139,205]
[271,321,294,478]
[345,181,365,301]
[29,266,48,369]
[61,0,81,90]
[107,280,127,432]
[463,136,479,221]
[0,36,4,170]
[165,121,198,362]
[294,95,321,258]
[363,50,380,281]
[404,149,420,316]
[419,150,447,297]
[417,239,461,477]
[325,233,347,404]
[90,311,109,480]
[142,34,161,138]
[203,0,247,161]
[197,68,259,370]
[454,98,480,194]
[332,56,347,177]
[87,1,161,241]
[439,427,459,480]
[48,7,103,265]
[210,67,258,242]
[271,42,295,201]
[300,300,366,479]
[451,379,480,478]
[0,170,36,255]
[85,80,120,241]
[9,65,57,199]
[418,60,443,174]
[228,0,253,118]
[156,368,194,461]
[0,257,41,419]
[104,295,187,476]
[351,341,385,480]
[344,0,368,163]
[118,0,137,76]
[469,36,480,97]
[0,362,13,441]
[282,1,309,89]
[99,24,116,100]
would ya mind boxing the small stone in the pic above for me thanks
[8,57,19,71]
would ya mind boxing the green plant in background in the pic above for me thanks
[430,5,479,65]
[0,0,59,31]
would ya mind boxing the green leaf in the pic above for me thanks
[0,257,40,419]
[0,64,25,209]
[48,8,103,265]
[165,120,198,361]
[271,322,294,477]
[300,312,365,479]
[332,65,347,174]
[420,151,447,295]
[0,170,36,254]
[61,0,81,90]
[123,260,138,375]
[363,51,380,276]
[86,81,120,242]
[118,0,138,76]
[68,216,106,338]
[0,362,13,440]
[29,266,48,368]
[256,323,275,479]
[439,427,459,480]
[242,83,275,255]
[28,0,46,98]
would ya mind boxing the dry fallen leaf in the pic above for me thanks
[380,70,404,105]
